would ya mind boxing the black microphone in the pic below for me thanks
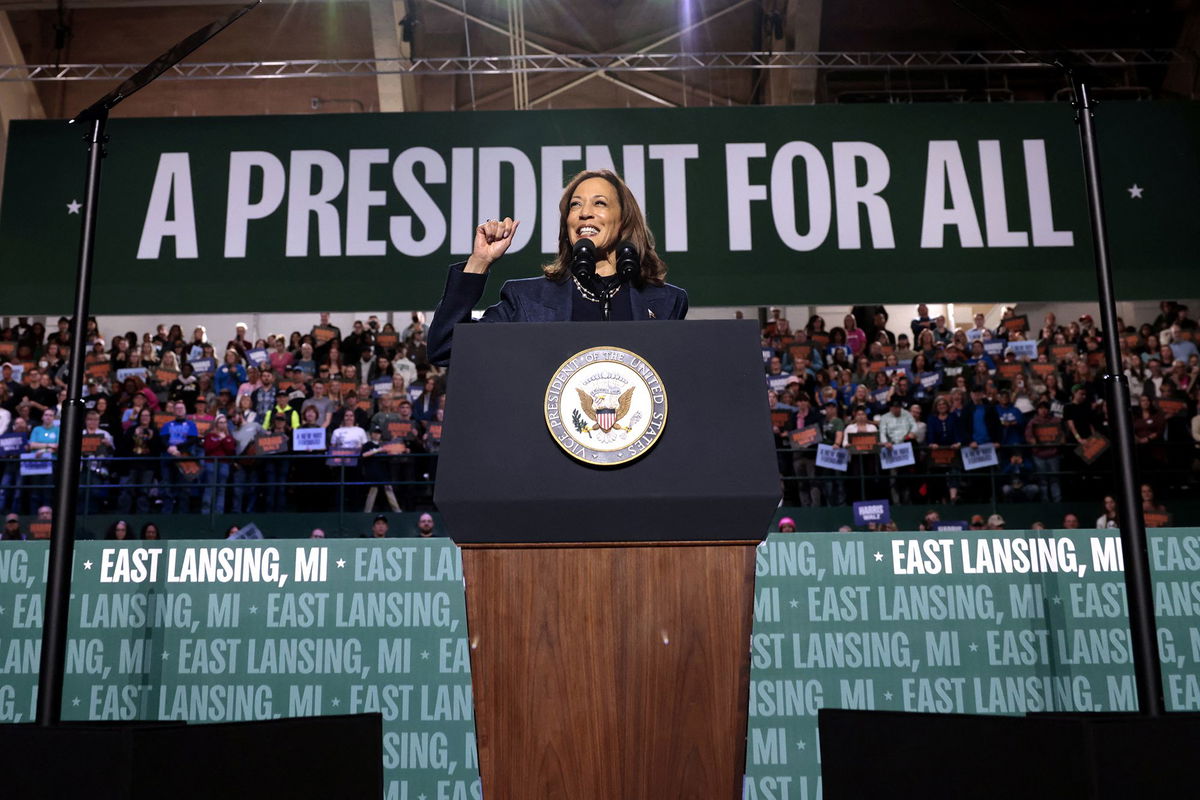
[571,238,597,283]
[615,241,639,282]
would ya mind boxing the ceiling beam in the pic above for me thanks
[369,0,417,112]
[768,0,823,105]
[525,0,755,107]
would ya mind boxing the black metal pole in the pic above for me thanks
[36,112,107,726]
[1071,76,1164,716]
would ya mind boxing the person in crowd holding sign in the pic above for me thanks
[159,401,200,514]
[80,409,115,512]
[259,412,292,512]
[362,425,402,513]
[1133,393,1166,470]
[329,409,368,503]
[26,408,59,511]
[1024,401,1064,503]
[292,405,329,512]
[925,395,964,504]
[843,406,880,502]
[118,407,160,513]
[816,401,846,507]
[0,418,29,513]
[787,397,821,508]
[201,414,236,515]
[427,169,688,366]
[878,397,917,504]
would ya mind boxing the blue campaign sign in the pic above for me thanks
[936,520,969,531]
[292,427,327,452]
[1007,340,1038,360]
[852,500,891,526]
[0,433,25,454]
[815,444,849,472]
[189,357,216,375]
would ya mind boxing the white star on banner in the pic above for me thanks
[71,697,81,707]
[83,560,93,570]
[330,697,341,707]
[968,642,979,652]
[883,691,894,701]
[1127,184,1144,199]
[0,606,6,615]
[161,651,170,660]
[1052,596,1062,605]
[66,200,81,214]
[788,599,799,608]
[420,650,430,660]
[873,552,883,562]
[248,606,258,614]
[796,740,806,751]
[336,559,346,568]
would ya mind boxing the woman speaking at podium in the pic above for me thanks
[427,169,688,365]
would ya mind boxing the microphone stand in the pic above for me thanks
[952,0,1163,716]
[37,0,261,728]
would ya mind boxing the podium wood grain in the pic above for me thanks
[461,541,756,799]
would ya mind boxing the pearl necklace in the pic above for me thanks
[572,274,621,303]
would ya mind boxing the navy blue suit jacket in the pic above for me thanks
[427,263,689,365]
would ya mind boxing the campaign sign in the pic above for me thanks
[311,325,338,345]
[327,445,361,468]
[19,452,53,476]
[292,427,326,452]
[1007,340,1038,360]
[961,443,1000,471]
[983,339,1005,356]
[246,348,269,367]
[918,371,941,390]
[189,357,216,375]
[815,444,848,472]
[790,424,820,449]
[372,378,394,397]
[852,499,891,526]
[0,433,25,454]
[407,384,424,403]
[878,442,916,469]
[935,520,968,531]
[116,367,148,382]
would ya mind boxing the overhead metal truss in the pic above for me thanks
[0,49,1189,82]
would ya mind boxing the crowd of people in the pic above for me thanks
[1,300,1198,528]
[0,312,444,517]
[764,301,1200,524]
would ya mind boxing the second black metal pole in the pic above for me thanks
[36,112,108,726]
[1071,77,1164,716]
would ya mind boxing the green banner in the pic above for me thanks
[743,528,1200,800]
[0,540,479,800]
[2,103,1197,313]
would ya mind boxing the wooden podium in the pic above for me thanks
[437,321,779,799]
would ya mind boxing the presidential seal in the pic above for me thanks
[544,346,667,465]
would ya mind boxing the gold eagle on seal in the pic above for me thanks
[575,387,635,433]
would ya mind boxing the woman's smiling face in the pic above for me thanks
[566,177,622,253]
